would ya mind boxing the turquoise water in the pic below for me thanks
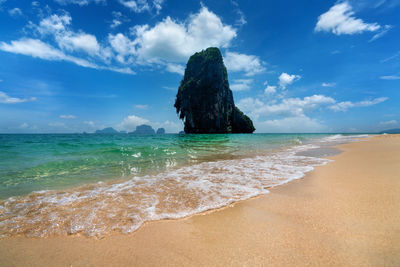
[0,133,368,238]
[0,133,329,199]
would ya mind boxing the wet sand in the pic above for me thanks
[0,135,399,266]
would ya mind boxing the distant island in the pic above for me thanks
[95,125,166,135]
[95,127,124,134]
[174,47,255,134]
[379,128,400,134]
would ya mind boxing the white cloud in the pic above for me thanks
[8,7,22,17]
[134,104,148,109]
[379,120,398,126]
[118,115,150,131]
[0,38,98,68]
[238,95,335,118]
[380,75,400,80]
[165,63,184,75]
[224,51,265,76]
[264,85,277,95]
[279,72,301,89]
[153,119,182,133]
[329,97,388,112]
[83,120,95,128]
[0,6,253,76]
[54,0,105,6]
[37,14,101,56]
[230,79,252,91]
[257,115,327,133]
[0,91,36,104]
[110,11,130,29]
[133,7,236,64]
[60,33,100,55]
[322,82,336,87]
[369,25,392,42]
[118,0,163,14]
[315,1,381,35]
[231,0,247,26]
[60,114,76,119]
[108,33,135,63]
[237,95,334,133]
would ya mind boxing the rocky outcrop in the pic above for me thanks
[95,127,120,134]
[174,47,255,134]
[129,125,156,135]
[156,128,166,134]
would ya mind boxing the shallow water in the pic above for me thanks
[0,133,369,238]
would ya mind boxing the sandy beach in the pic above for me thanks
[0,134,399,266]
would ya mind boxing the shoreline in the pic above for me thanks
[0,135,399,266]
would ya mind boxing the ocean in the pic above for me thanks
[0,133,368,238]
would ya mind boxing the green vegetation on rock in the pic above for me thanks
[174,47,255,133]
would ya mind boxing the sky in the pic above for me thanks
[0,0,399,133]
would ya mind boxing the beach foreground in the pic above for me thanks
[0,135,399,266]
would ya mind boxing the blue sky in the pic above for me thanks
[0,0,399,133]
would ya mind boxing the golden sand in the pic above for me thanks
[0,135,399,266]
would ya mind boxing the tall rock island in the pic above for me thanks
[174,47,255,134]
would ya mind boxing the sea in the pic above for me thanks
[0,133,369,238]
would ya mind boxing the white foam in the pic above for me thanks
[0,143,333,238]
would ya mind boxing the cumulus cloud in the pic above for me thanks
[118,115,150,131]
[236,94,387,132]
[329,97,388,112]
[237,95,334,133]
[264,85,277,95]
[237,95,335,119]
[108,33,135,63]
[165,63,184,75]
[257,115,327,133]
[278,72,301,89]
[153,119,183,133]
[224,51,265,76]
[37,13,101,56]
[119,0,164,14]
[110,11,130,29]
[133,7,236,65]
[230,79,252,91]
[60,114,76,119]
[0,91,36,104]
[315,1,381,35]
[0,6,260,76]
[8,7,22,17]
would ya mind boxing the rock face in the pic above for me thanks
[156,128,166,134]
[174,47,255,134]
[95,127,119,134]
[129,125,156,135]
[379,128,400,134]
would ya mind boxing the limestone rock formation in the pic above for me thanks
[156,128,166,134]
[95,127,120,134]
[174,47,255,134]
[129,124,156,135]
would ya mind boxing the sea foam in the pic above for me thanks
[0,134,367,238]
